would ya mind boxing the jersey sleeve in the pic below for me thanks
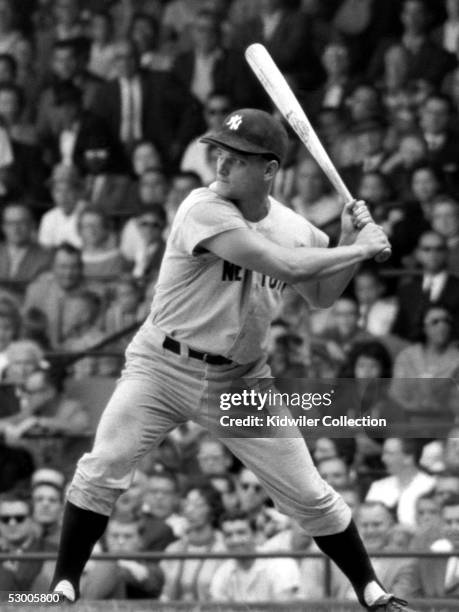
[179,194,248,255]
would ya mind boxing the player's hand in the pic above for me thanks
[340,199,372,244]
[351,200,373,230]
[355,223,390,259]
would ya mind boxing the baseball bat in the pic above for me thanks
[245,43,391,263]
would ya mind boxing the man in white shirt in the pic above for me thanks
[38,163,85,249]
[366,439,435,528]
[210,510,300,602]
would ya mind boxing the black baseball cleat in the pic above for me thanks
[367,594,418,611]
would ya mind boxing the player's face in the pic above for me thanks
[214,148,270,202]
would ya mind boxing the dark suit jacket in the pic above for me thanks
[172,48,264,109]
[368,37,456,87]
[41,110,126,173]
[89,71,205,169]
[232,9,324,89]
[8,140,49,202]
[0,242,53,287]
[410,555,459,598]
[392,274,459,340]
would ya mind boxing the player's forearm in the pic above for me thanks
[285,243,366,284]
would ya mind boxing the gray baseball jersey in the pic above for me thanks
[151,184,328,363]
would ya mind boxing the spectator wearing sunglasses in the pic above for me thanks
[390,304,459,421]
[237,468,270,519]
[0,491,55,591]
[180,91,232,185]
[393,231,459,341]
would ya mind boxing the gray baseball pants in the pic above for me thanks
[67,318,351,536]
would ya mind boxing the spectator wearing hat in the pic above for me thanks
[31,468,65,548]
[24,244,88,348]
[37,164,85,249]
[0,203,53,291]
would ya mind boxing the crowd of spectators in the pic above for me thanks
[3,0,459,604]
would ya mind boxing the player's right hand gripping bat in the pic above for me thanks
[245,43,391,263]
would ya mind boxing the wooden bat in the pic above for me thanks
[245,43,391,263]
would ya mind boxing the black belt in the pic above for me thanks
[162,336,233,365]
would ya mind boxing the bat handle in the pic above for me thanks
[375,246,392,263]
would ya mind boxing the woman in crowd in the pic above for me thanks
[390,304,459,424]
[160,482,225,602]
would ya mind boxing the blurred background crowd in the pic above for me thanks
[2,0,459,604]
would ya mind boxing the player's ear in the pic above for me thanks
[264,159,279,180]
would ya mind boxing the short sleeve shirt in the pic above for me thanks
[151,186,328,363]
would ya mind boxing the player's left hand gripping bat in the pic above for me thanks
[245,43,391,263]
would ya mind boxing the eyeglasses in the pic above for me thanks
[240,482,263,493]
[426,317,452,326]
[0,514,28,524]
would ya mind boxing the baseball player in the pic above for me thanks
[51,109,414,611]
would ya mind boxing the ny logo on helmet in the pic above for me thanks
[227,115,243,130]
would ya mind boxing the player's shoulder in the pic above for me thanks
[178,186,241,219]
